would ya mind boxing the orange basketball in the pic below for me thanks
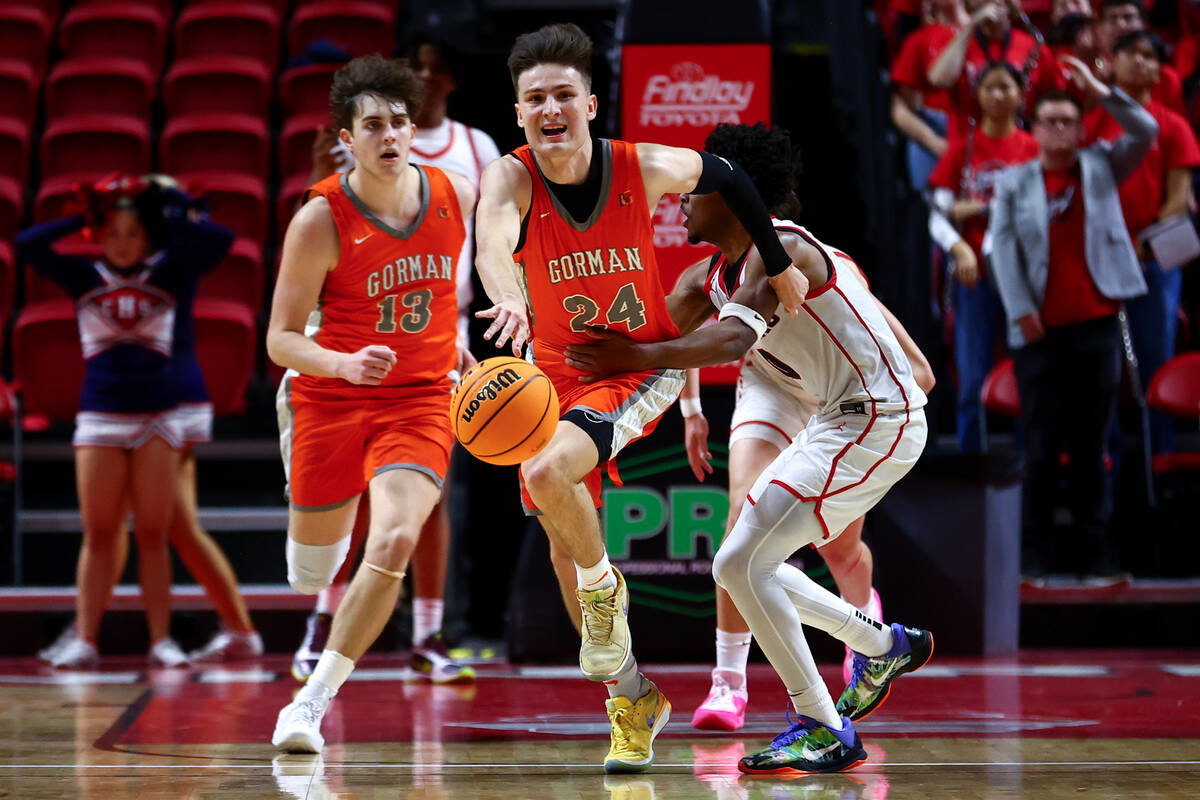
[450,356,559,465]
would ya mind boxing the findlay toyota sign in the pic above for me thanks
[622,44,771,147]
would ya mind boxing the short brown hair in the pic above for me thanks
[507,23,593,94]
[330,54,424,132]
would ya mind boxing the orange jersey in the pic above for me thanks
[297,167,465,395]
[512,140,680,380]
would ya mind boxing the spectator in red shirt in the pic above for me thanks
[928,62,1040,451]
[988,58,1155,582]
[928,0,1063,141]
[1049,13,1102,66]
[1052,0,1095,24]
[891,0,968,189]
[1097,0,1186,111]
[1085,30,1200,453]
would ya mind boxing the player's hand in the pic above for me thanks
[337,345,397,385]
[1016,311,1046,344]
[950,241,981,288]
[684,412,714,482]
[768,264,808,317]
[476,298,529,357]
[563,326,647,383]
[456,340,478,375]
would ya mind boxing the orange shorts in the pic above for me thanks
[280,381,453,511]
[519,367,684,515]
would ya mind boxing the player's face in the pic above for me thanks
[514,63,597,156]
[1112,40,1161,90]
[100,209,148,269]
[680,192,725,246]
[343,93,414,176]
[976,68,1022,121]
[414,43,456,109]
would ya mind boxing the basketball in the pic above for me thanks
[451,356,559,465]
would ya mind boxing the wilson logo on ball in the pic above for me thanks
[459,368,521,423]
[451,357,559,465]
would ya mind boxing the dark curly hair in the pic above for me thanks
[507,23,593,94]
[330,54,424,133]
[704,122,801,219]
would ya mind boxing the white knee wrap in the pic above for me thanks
[286,534,352,594]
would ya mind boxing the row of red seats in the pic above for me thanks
[11,296,259,421]
[0,1,396,77]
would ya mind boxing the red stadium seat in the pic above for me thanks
[165,56,272,120]
[41,115,150,179]
[59,3,168,75]
[980,358,1021,418]
[24,239,101,303]
[198,237,264,310]
[278,62,341,117]
[13,299,85,421]
[279,111,329,183]
[1147,353,1200,473]
[175,4,282,72]
[45,57,155,123]
[289,1,396,59]
[180,172,268,244]
[194,298,257,415]
[0,6,53,77]
[0,117,29,185]
[74,0,169,11]
[161,113,270,180]
[0,174,21,240]
[276,172,314,242]
[0,59,37,123]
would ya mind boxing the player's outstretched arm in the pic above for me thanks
[475,156,532,357]
[637,142,807,315]
[266,197,397,385]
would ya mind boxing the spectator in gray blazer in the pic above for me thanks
[988,56,1154,584]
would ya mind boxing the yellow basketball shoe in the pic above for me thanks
[603,680,671,774]
[578,568,632,680]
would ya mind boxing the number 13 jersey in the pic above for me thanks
[300,166,465,395]
[512,139,680,383]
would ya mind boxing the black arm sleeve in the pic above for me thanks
[691,151,792,277]
[14,216,98,298]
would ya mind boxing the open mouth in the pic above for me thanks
[381,150,400,162]
[542,125,567,139]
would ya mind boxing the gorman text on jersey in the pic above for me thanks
[547,246,644,285]
[366,254,455,297]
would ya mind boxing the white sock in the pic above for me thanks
[787,684,841,729]
[413,597,444,644]
[604,659,647,701]
[715,628,752,686]
[298,649,355,702]
[845,588,881,621]
[576,553,617,591]
[315,583,346,616]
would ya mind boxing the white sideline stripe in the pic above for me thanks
[347,668,419,681]
[0,672,142,685]
[195,669,277,683]
[1162,665,1200,676]
[4,760,1200,770]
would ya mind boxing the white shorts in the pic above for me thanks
[167,402,213,445]
[729,361,819,451]
[746,407,928,543]
[73,410,184,450]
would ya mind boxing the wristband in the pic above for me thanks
[717,302,768,342]
[680,396,703,418]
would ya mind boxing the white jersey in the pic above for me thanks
[706,219,927,420]
[330,118,501,342]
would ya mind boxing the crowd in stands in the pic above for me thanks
[884,0,1200,581]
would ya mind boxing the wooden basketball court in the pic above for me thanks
[3,649,1198,798]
